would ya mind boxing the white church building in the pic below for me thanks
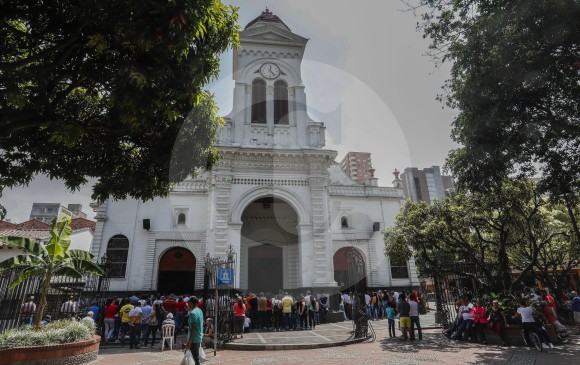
[89,9,419,294]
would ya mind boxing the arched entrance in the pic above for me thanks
[333,247,367,292]
[248,245,283,293]
[157,247,196,294]
[241,196,299,292]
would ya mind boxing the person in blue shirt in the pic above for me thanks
[87,302,100,321]
[572,291,580,335]
[386,303,397,338]
[186,296,204,365]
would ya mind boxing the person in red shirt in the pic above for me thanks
[175,296,187,337]
[472,299,488,344]
[103,298,119,342]
[540,300,569,339]
[162,294,177,315]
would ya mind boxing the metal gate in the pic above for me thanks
[422,261,493,329]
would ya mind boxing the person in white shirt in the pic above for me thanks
[452,298,474,340]
[408,297,422,340]
[128,302,143,349]
[364,292,371,317]
[82,311,95,323]
[513,298,553,349]
[243,316,251,333]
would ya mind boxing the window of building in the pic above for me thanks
[251,78,267,123]
[106,235,129,278]
[341,216,349,228]
[390,258,409,279]
[274,80,289,124]
[177,213,186,225]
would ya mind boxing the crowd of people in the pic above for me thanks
[444,287,580,349]
[16,284,579,354]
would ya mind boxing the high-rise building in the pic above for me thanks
[401,166,454,204]
[339,152,373,184]
[29,203,88,224]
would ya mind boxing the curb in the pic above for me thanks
[223,337,366,351]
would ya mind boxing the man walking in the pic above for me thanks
[186,296,203,365]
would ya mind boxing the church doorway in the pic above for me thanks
[333,247,367,292]
[248,244,283,293]
[157,247,196,294]
[240,196,299,291]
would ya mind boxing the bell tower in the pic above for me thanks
[217,8,326,150]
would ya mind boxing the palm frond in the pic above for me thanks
[46,218,72,259]
[0,236,47,256]
[67,258,104,275]
[54,266,82,279]
[0,255,43,270]
[8,267,44,289]
[66,250,94,260]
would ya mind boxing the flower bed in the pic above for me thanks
[0,320,100,365]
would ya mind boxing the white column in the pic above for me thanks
[298,224,314,287]
[266,85,275,141]
[244,84,252,125]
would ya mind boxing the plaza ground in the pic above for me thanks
[94,326,580,365]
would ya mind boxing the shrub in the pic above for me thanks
[0,320,96,349]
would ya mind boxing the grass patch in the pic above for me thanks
[0,320,96,349]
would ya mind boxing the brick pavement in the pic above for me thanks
[93,329,580,365]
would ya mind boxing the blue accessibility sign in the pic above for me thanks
[217,268,234,287]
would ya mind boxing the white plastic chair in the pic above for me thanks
[161,324,175,351]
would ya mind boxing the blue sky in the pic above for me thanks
[2,1,457,223]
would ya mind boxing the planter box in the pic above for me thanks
[0,335,100,365]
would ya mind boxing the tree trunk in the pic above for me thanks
[34,270,52,329]
[497,243,511,294]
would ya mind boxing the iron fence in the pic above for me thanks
[421,261,496,329]
[0,267,110,332]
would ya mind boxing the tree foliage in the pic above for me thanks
[0,0,239,213]
[385,179,577,293]
[0,216,104,329]
[407,0,580,243]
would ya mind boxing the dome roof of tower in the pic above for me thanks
[245,8,291,32]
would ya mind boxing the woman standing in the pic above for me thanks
[308,297,318,330]
[143,303,161,347]
[233,297,246,339]
[298,295,307,330]
[487,300,509,345]
[103,298,118,342]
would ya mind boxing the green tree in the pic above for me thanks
[0,216,104,329]
[0,0,239,216]
[406,0,580,243]
[385,179,571,293]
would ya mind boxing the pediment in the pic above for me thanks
[241,25,308,46]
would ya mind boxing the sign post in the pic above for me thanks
[203,246,236,357]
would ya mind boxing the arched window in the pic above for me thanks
[106,235,129,278]
[341,216,349,228]
[251,78,267,123]
[274,80,289,125]
[177,213,186,225]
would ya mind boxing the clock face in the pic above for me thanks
[260,63,280,79]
